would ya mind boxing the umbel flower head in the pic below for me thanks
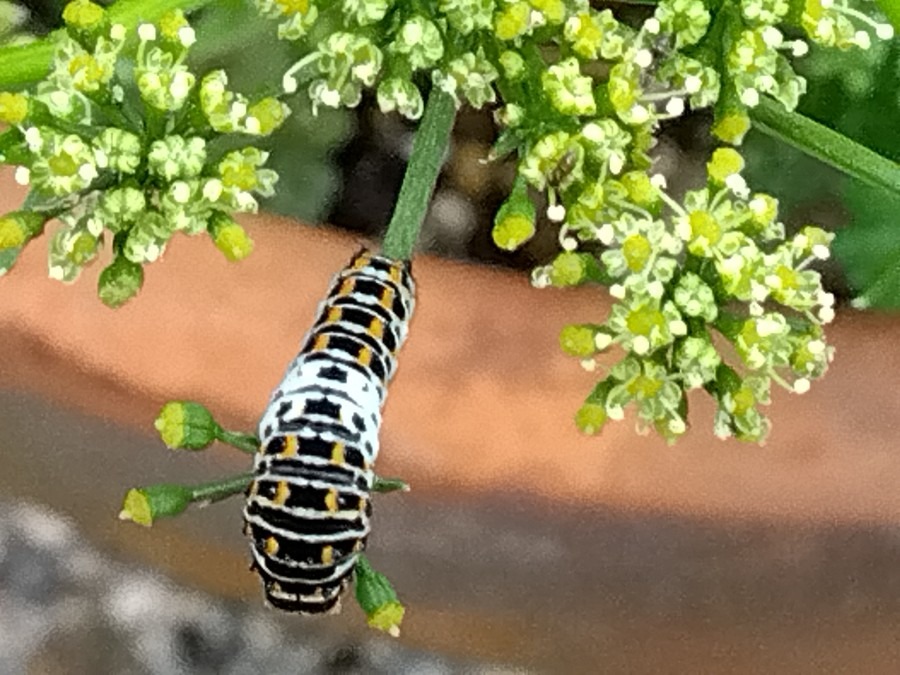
[543,149,836,444]
[0,1,289,305]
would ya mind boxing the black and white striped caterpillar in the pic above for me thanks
[243,249,415,614]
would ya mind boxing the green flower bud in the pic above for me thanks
[158,9,189,43]
[707,148,745,184]
[494,1,530,40]
[98,255,143,308]
[712,110,752,145]
[154,401,220,450]
[619,171,658,208]
[498,50,525,79]
[209,213,253,261]
[492,177,536,251]
[549,251,595,286]
[246,97,290,135]
[355,555,404,637]
[0,211,45,249]
[575,403,608,435]
[0,91,28,124]
[560,324,604,357]
[62,0,106,32]
[119,483,192,526]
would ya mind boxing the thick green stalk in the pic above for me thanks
[0,0,214,88]
[750,96,900,196]
[381,90,456,261]
[190,472,253,504]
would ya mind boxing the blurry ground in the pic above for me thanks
[0,495,504,674]
[5,390,900,674]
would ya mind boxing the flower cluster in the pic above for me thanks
[545,149,835,443]
[0,1,288,306]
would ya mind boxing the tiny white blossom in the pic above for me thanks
[595,332,613,350]
[635,49,653,68]
[597,223,615,245]
[761,26,783,47]
[793,378,811,394]
[607,405,625,421]
[561,236,578,251]
[77,163,98,182]
[610,283,626,299]
[138,23,157,41]
[670,320,688,336]
[791,40,809,57]
[171,181,191,203]
[633,335,651,355]
[665,98,685,116]
[684,75,703,93]
[110,24,126,41]
[283,74,298,94]
[668,418,686,434]
[740,88,760,107]
[178,26,196,47]
[876,24,894,40]
[14,166,30,185]
[203,179,223,201]
[812,244,830,260]
[548,204,567,222]
[580,359,597,371]
[650,174,667,189]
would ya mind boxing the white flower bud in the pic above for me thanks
[632,335,651,355]
[607,405,625,421]
[178,26,196,47]
[548,204,566,222]
[635,49,653,68]
[138,23,157,41]
[876,24,894,40]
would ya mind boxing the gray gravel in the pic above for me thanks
[0,500,514,675]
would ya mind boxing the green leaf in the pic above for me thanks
[833,182,900,310]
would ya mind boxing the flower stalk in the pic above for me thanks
[119,472,252,526]
[380,90,456,260]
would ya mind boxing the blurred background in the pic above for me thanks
[2,0,900,673]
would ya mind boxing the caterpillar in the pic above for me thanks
[243,249,414,614]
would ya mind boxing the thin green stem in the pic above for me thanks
[189,472,253,504]
[372,476,409,493]
[750,96,900,196]
[381,90,456,261]
[0,0,214,89]
[215,428,260,455]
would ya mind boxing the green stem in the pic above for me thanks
[372,476,409,493]
[750,96,900,196]
[215,428,260,455]
[381,90,456,261]
[190,471,253,504]
[0,0,214,89]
